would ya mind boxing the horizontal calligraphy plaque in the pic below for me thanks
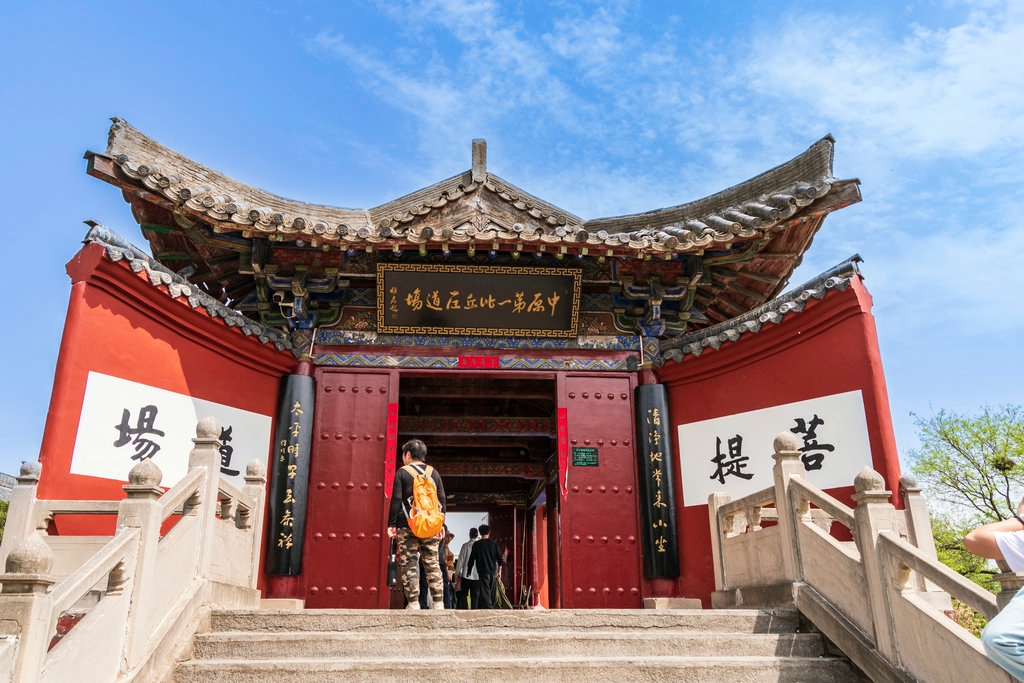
[377,263,581,337]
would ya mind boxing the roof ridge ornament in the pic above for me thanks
[472,139,486,184]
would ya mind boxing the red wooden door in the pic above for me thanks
[303,369,397,607]
[558,373,642,608]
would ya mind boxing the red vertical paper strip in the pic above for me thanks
[557,406,569,499]
[383,402,399,499]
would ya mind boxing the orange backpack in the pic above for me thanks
[402,463,445,538]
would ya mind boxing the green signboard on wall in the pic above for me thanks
[572,446,599,467]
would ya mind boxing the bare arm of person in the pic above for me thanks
[964,497,1024,559]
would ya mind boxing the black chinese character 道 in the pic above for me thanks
[219,425,239,477]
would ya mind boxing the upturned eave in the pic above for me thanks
[87,119,858,263]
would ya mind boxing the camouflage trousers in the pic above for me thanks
[396,528,444,606]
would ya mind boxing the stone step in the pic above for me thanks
[176,655,862,683]
[207,607,802,634]
[192,629,827,660]
[176,607,864,683]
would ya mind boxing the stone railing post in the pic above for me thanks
[190,417,223,580]
[0,462,42,571]
[994,572,1024,611]
[0,528,57,682]
[242,459,268,589]
[899,472,948,601]
[708,492,732,591]
[117,458,164,670]
[771,432,806,582]
[899,473,938,561]
[852,466,903,665]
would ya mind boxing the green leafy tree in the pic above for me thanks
[931,519,997,636]
[908,404,1024,525]
[909,405,1024,635]
[0,498,7,545]
[931,516,999,592]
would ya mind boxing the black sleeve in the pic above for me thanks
[388,468,406,527]
[432,468,447,515]
[467,542,478,574]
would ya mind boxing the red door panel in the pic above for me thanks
[488,506,520,604]
[303,369,396,608]
[558,373,642,608]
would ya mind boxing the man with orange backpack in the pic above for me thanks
[387,439,447,610]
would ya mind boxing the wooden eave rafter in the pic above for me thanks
[86,119,858,263]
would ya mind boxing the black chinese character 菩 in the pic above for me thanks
[709,434,754,485]
[790,414,835,471]
[113,405,166,461]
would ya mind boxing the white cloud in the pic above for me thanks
[868,217,1024,338]
[742,2,1024,158]
[305,0,1024,353]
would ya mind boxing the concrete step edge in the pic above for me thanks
[195,629,822,640]
[210,608,799,618]
[177,654,854,668]
[207,611,802,633]
[191,630,826,660]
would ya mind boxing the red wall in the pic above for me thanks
[37,243,295,508]
[656,275,901,605]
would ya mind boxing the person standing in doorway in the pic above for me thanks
[387,439,446,610]
[456,527,480,609]
[467,524,506,609]
[442,527,456,609]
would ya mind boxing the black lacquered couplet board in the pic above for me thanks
[377,263,581,337]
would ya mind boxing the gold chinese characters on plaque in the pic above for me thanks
[377,263,581,337]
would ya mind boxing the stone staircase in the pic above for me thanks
[174,607,866,682]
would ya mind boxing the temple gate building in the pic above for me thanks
[35,119,901,609]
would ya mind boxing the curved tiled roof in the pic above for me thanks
[657,256,862,363]
[81,222,294,352]
[88,118,850,258]
[84,119,863,338]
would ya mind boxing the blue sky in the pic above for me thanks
[1,0,1021,480]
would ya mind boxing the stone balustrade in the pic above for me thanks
[709,432,1017,682]
[0,417,267,683]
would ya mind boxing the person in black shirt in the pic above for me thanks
[466,523,505,609]
[386,439,447,610]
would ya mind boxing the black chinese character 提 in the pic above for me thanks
[113,405,166,461]
[790,414,836,471]
[709,434,754,484]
